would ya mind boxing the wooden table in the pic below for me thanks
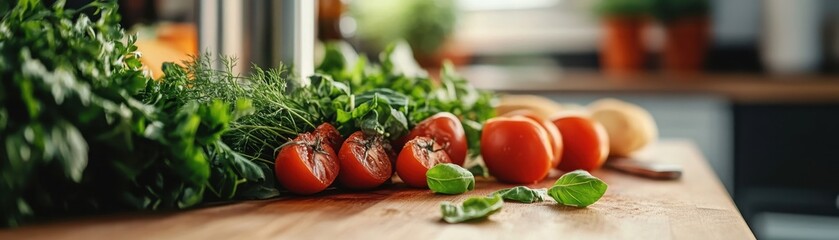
[0,140,754,240]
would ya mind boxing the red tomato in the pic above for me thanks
[398,112,468,166]
[315,123,343,152]
[502,110,564,168]
[275,133,340,195]
[481,117,553,184]
[396,136,452,188]
[337,131,393,189]
[551,113,610,172]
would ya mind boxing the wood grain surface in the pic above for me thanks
[0,140,754,240]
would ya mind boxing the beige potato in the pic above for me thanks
[495,94,563,120]
[588,99,658,157]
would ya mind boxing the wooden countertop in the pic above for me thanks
[463,66,839,104]
[0,140,754,240]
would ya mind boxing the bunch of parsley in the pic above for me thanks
[0,0,263,227]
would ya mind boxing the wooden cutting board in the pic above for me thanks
[0,140,754,240]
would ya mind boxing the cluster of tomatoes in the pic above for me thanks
[274,113,467,195]
[481,110,609,184]
[274,109,610,195]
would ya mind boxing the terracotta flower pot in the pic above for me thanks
[318,0,345,40]
[662,16,710,74]
[601,17,647,76]
[414,38,472,75]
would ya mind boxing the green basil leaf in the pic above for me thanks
[465,159,489,178]
[491,186,545,203]
[440,194,503,223]
[547,170,608,207]
[426,163,474,195]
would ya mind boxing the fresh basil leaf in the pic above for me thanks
[336,108,352,123]
[464,157,490,178]
[440,194,503,223]
[355,89,410,109]
[385,108,409,140]
[461,119,484,159]
[466,164,488,177]
[426,163,474,195]
[548,170,608,207]
[491,186,545,203]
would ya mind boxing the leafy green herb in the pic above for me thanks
[335,88,410,139]
[490,186,546,203]
[466,163,489,178]
[594,0,652,17]
[0,0,248,227]
[157,37,493,200]
[440,195,503,223]
[158,55,415,194]
[547,170,608,207]
[426,163,475,195]
[317,42,496,158]
[0,0,496,228]
[351,0,457,54]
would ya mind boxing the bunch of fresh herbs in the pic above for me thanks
[0,0,497,228]
[154,54,413,178]
[0,0,263,227]
[318,42,496,157]
[161,41,495,183]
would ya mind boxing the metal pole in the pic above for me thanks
[294,0,316,85]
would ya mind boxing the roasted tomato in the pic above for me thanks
[275,133,340,195]
[481,117,553,184]
[397,112,467,166]
[337,131,393,189]
[315,123,343,152]
[396,136,452,188]
[551,113,610,172]
[502,110,563,168]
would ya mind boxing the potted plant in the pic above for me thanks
[651,0,710,74]
[351,0,460,69]
[595,0,652,76]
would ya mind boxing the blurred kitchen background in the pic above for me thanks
[57,0,839,239]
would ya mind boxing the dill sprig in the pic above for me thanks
[155,55,324,165]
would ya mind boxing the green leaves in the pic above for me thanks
[548,170,608,207]
[50,121,88,182]
[317,42,496,159]
[1,0,164,226]
[1,0,263,227]
[426,163,474,195]
[440,195,503,223]
[437,170,606,224]
[336,89,410,140]
[491,186,545,204]
[595,0,652,17]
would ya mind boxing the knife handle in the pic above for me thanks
[604,157,683,180]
